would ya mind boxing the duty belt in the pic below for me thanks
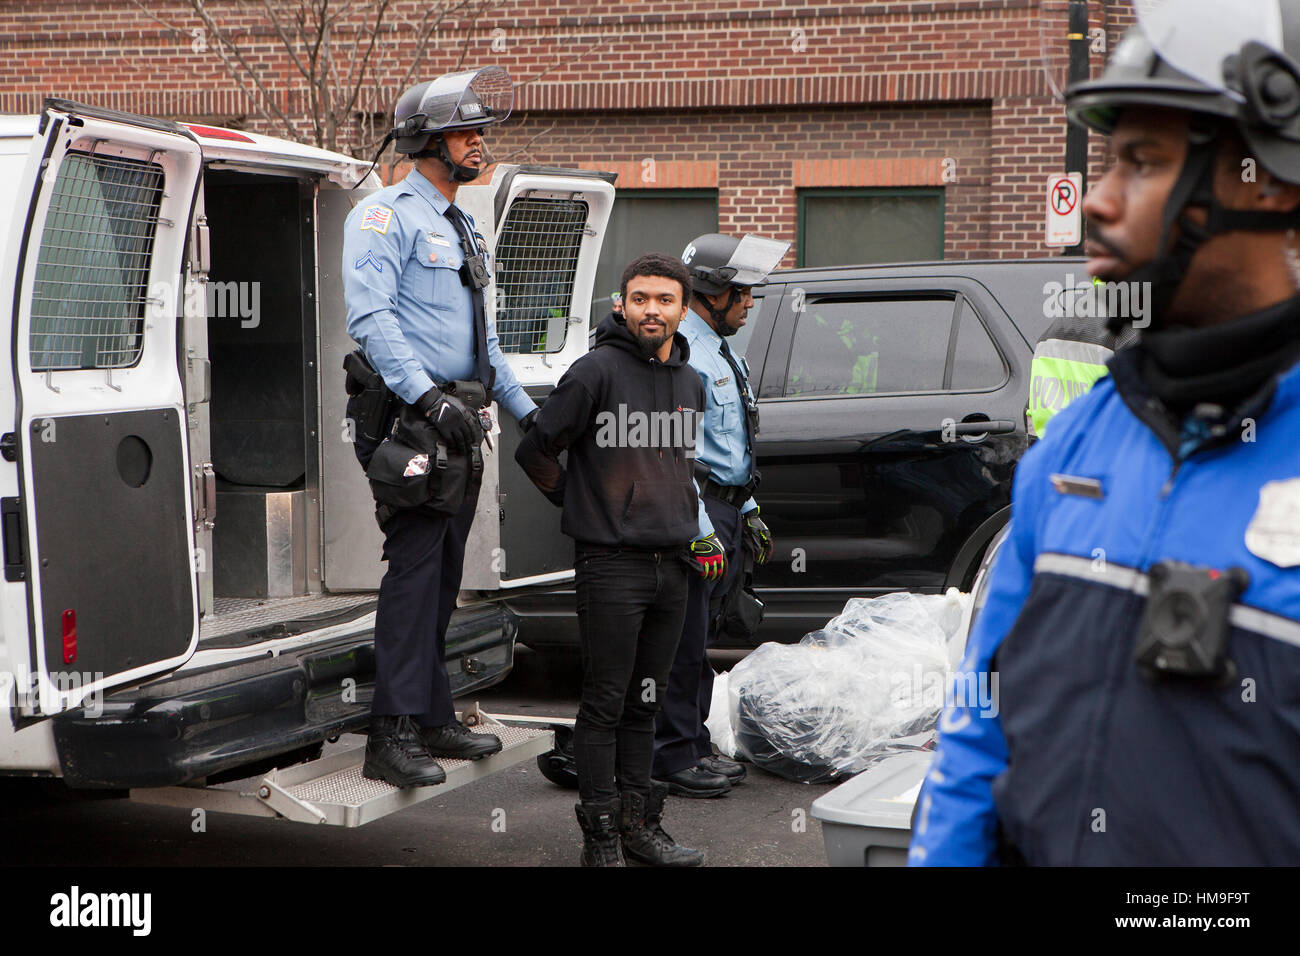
[701,477,756,507]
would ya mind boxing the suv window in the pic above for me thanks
[950,307,1006,389]
[784,297,954,397]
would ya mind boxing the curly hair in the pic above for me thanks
[620,253,693,304]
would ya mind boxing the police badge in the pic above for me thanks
[1245,478,1300,568]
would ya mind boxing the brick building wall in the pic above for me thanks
[0,0,1140,261]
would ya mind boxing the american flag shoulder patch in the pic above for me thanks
[360,204,393,234]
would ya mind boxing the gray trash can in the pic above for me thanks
[810,750,934,866]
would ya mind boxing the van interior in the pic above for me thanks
[198,168,372,641]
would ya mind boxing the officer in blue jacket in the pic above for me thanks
[342,67,538,788]
[911,0,1300,865]
[651,233,788,797]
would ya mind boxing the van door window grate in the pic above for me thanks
[494,197,587,354]
[29,152,165,371]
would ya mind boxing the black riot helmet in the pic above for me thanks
[1065,0,1300,329]
[681,233,790,327]
[355,67,513,188]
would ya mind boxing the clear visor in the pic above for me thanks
[1134,0,1284,95]
[417,66,513,131]
[725,236,791,286]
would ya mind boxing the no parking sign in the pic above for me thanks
[1046,172,1083,246]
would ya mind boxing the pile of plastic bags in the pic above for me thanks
[719,590,969,784]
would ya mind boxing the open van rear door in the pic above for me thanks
[458,166,615,591]
[0,99,204,717]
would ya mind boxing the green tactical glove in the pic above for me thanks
[742,506,774,564]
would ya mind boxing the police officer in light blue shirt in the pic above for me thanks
[342,67,537,788]
[652,233,789,797]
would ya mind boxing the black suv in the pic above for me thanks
[508,258,1079,649]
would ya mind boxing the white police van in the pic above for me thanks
[0,98,611,825]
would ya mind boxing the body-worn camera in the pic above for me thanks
[460,253,491,291]
[1135,560,1249,683]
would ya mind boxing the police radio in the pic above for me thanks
[1135,561,1249,684]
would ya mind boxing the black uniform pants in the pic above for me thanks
[651,494,743,777]
[573,546,690,802]
[349,395,474,726]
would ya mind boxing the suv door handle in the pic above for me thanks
[952,418,1015,442]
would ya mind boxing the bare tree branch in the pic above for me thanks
[177,0,589,160]
[397,0,479,93]
[188,0,298,140]
[343,0,390,119]
[454,0,499,71]
[126,0,188,38]
[260,0,313,84]
[515,17,604,88]
[493,121,556,164]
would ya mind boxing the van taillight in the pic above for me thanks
[62,609,75,664]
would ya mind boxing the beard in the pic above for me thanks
[632,326,669,355]
[717,319,741,337]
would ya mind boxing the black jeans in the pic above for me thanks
[652,494,744,776]
[573,546,690,802]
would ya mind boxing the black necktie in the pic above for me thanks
[719,337,756,458]
[443,203,492,391]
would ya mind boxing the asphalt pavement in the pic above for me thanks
[0,647,835,867]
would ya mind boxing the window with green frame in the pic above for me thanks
[798,188,944,267]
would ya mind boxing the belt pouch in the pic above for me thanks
[365,404,483,517]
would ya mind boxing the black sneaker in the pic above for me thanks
[420,719,503,760]
[362,715,446,788]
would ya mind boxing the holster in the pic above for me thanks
[343,349,395,444]
[444,378,488,412]
[715,547,764,647]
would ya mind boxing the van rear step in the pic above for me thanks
[199,592,377,648]
[127,708,553,827]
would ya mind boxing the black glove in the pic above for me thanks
[519,408,539,432]
[682,533,727,581]
[416,387,478,456]
[742,507,774,564]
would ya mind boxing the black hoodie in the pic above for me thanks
[515,312,706,549]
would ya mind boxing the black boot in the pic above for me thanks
[362,715,446,788]
[574,798,624,867]
[619,784,705,867]
[419,719,503,760]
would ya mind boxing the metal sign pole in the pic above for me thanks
[1064,0,1091,256]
